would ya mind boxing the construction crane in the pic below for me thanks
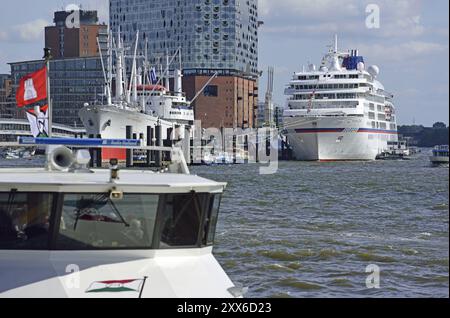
[264,66,275,127]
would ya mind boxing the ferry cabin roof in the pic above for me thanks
[0,169,225,193]
[0,169,226,251]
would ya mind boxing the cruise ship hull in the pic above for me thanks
[284,116,398,161]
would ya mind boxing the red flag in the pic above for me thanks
[16,66,47,107]
[26,104,48,114]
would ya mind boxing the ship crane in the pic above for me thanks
[264,66,275,127]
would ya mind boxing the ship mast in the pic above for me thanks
[334,34,338,54]
[115,27,124,106]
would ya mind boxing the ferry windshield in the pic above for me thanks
[57,194,159,249]
[0,192,53,250]
[0,192,222,250]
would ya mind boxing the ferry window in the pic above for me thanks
[159,193,209,248]
[205,194,222,245]
[56,194,159,249]
[0,192,54,250]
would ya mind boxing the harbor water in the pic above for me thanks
[1,151,448,298]
[191,152,449,298]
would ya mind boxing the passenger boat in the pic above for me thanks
[283,35,399,161]
[430,145,449,165]
[0,138,242,298]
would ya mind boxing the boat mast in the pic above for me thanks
[174,48,183,97]
[165,49,170,91]
[127,31,139,104]
[334,34,338,53]
[97,36,111,105]
[107,28,113,104]
[116,27,124,107]
[149,48,180,95]
[141,38,148,112]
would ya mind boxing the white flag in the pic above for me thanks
[26,109,49,138]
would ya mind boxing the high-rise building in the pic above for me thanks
[5,9,107,127]
[9,57,105,127]
[0,74,13,119]
[45,10,108,59]
[109,0,259,129]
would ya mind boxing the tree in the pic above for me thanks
[433,122,447,129]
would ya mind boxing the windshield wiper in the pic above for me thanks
[107,198,130,228]
[73,194,130,230]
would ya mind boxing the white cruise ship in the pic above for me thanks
[283,36,398,161]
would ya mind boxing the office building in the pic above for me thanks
[109,0,259,129]
[9,57,105,127]
[0,74,13,119]
[45,10,108,58]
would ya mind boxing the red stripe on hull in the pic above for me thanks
[318,159,373,162]
[102,148,127,162]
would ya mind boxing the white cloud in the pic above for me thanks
[259,0,428,38]
[259,0,360,19]
[354,41,448,62]
[12,19,48,42]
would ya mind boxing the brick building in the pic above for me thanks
[45,10,107,59]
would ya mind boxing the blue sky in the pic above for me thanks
[0,0,448,126]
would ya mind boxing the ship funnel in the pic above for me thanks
[46,146,74,172]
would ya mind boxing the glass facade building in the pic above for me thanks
[109,0,258,76]
[9,57,105,127]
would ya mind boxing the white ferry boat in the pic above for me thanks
[283,36,398,161]
[430,145,449,165]
[0,138,241,298]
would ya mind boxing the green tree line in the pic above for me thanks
[398,122,449,147]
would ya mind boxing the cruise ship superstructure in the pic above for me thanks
[283,36,398,161]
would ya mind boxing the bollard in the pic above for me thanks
[146,126,154,167]
[126,126,133,167]
[155,125,162,168]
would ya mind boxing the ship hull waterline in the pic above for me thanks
[284,116,398,161]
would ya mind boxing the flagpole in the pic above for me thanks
[44,48,52,138]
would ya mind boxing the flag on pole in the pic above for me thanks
[16,66,47,107]
[86,279,145,293]
[150,67,157,84]
[16,66,49,137]
[26,105,49,138]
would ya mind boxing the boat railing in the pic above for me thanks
[1,137,190,174]
[434,145,449,151]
